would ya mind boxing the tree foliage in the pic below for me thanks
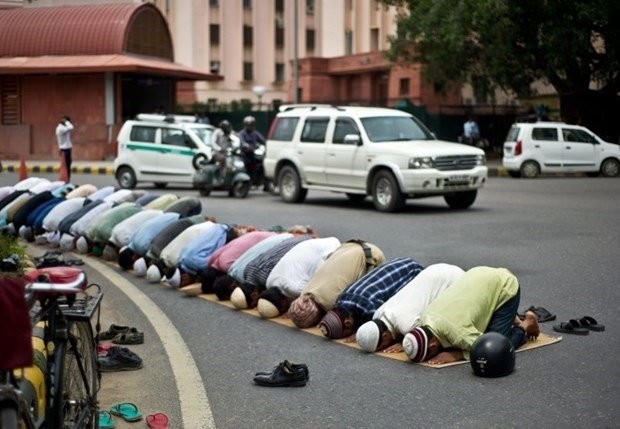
[380,0,620,98]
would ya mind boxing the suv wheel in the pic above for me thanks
[601,158,620,177]
[520,161,540,178]
[116,166,137,189]
[444,190,477,209]
[372,170,405,212]
[278,166,307,203]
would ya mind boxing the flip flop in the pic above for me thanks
[109,402,143,422]
[552,319,589,335]
[146,412,170,429]
[98,410,115,429]
[577,316,605,331]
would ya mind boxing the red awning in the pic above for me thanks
[0,54,221,81]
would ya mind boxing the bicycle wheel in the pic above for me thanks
[0,406,18,429]
[51,321,99,429]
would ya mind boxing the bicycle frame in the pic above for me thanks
[0,270,102,429]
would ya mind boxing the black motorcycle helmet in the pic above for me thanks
[470,332,515,377]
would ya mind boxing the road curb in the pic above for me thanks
[4,164,115,176]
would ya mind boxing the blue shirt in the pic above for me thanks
[178,223,230,275]
[129,212,180,256]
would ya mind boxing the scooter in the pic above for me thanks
[192,147,251,198]
[242,145,276,193]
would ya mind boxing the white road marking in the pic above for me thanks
[85,258,215,428]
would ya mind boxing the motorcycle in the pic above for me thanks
[192,147,251,198]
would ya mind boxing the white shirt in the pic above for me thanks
[42,197,86,232]
[160,221,215,269]
[109,209,163,248]
[56,121,74,149]
[266,237,341,298]
[374,263,465,337]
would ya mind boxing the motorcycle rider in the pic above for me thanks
[210,120,239,183]
[238,116,267,190]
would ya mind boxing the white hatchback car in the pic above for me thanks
[114,114,215,189]
[264,105,487,212]
[502,122,620,178]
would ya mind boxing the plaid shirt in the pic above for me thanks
[335,257,425,324]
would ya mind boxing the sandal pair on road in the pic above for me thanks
[553,316,605,335]
[100,323,145,345]
[99,403,169,428]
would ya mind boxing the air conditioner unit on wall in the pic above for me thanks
[210,61,220,74]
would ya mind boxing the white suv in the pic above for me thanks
[264,105,487,212]
[502,122,620,178]
[114,114,215,189]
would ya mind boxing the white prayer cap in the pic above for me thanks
[356,321,381,353]
[146,264,162,283]
[133,258,147,277]
[168,268,181,288]
[230,287,248,309]
[257,298,279,319]
[75,236,89,254]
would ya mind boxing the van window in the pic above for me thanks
[562,128,596,144]
[269,117,299,141]
[333,117,359,144]
[162,129,192,148]
[505,126,520,142]
[532,128,558,141]
[130,126,157,143]
[300,117,329,143]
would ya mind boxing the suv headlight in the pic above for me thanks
[409,157,434,169]
[476,154,486,166]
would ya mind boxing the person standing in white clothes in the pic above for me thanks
[55,115,74,182]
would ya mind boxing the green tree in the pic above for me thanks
[381,0,620,115]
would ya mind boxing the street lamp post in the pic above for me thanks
[252,85,267,111]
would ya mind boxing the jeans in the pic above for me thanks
[485,287,526,348]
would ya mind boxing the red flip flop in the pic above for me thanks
[146,412,169,429]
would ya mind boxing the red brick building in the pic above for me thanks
[0,3,217,161]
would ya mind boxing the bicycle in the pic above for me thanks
[0,266,103,429]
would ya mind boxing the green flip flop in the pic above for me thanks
[110,402,143,422]
[98,410,116,429]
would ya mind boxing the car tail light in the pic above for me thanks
[514,140,522,156]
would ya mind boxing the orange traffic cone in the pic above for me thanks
[58,154,69,182]
[18,154,28,181]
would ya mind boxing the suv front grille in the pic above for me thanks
[434,155,479,171]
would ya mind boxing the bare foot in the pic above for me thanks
[382,343,404,354]
[522,310,540,340]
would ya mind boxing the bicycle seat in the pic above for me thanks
[24,267,87,297]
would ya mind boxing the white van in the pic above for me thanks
[502,122,620,178]
[264,105,487,212]
[114,114,215,188]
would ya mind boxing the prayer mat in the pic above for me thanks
[198,291,563,368]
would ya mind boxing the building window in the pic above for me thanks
[243,62,253,81]
[275,0,284,13]
[275,63,285,83]
[243,0,252,9]
[275,27,284,47]
[345,30,353,55]
[210,24,220,45]
[306,0,315,14]
[370,28,379,51]
[209,0,219,7]
[210,61,220,74]
[306,29,315,51]
[399,78,410,96]
[243,25,253,47]
[0,76,20,125]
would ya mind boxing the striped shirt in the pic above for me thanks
[243,235,311,287]
[335,257,425,325]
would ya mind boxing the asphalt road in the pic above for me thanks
[3,171,619,429]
